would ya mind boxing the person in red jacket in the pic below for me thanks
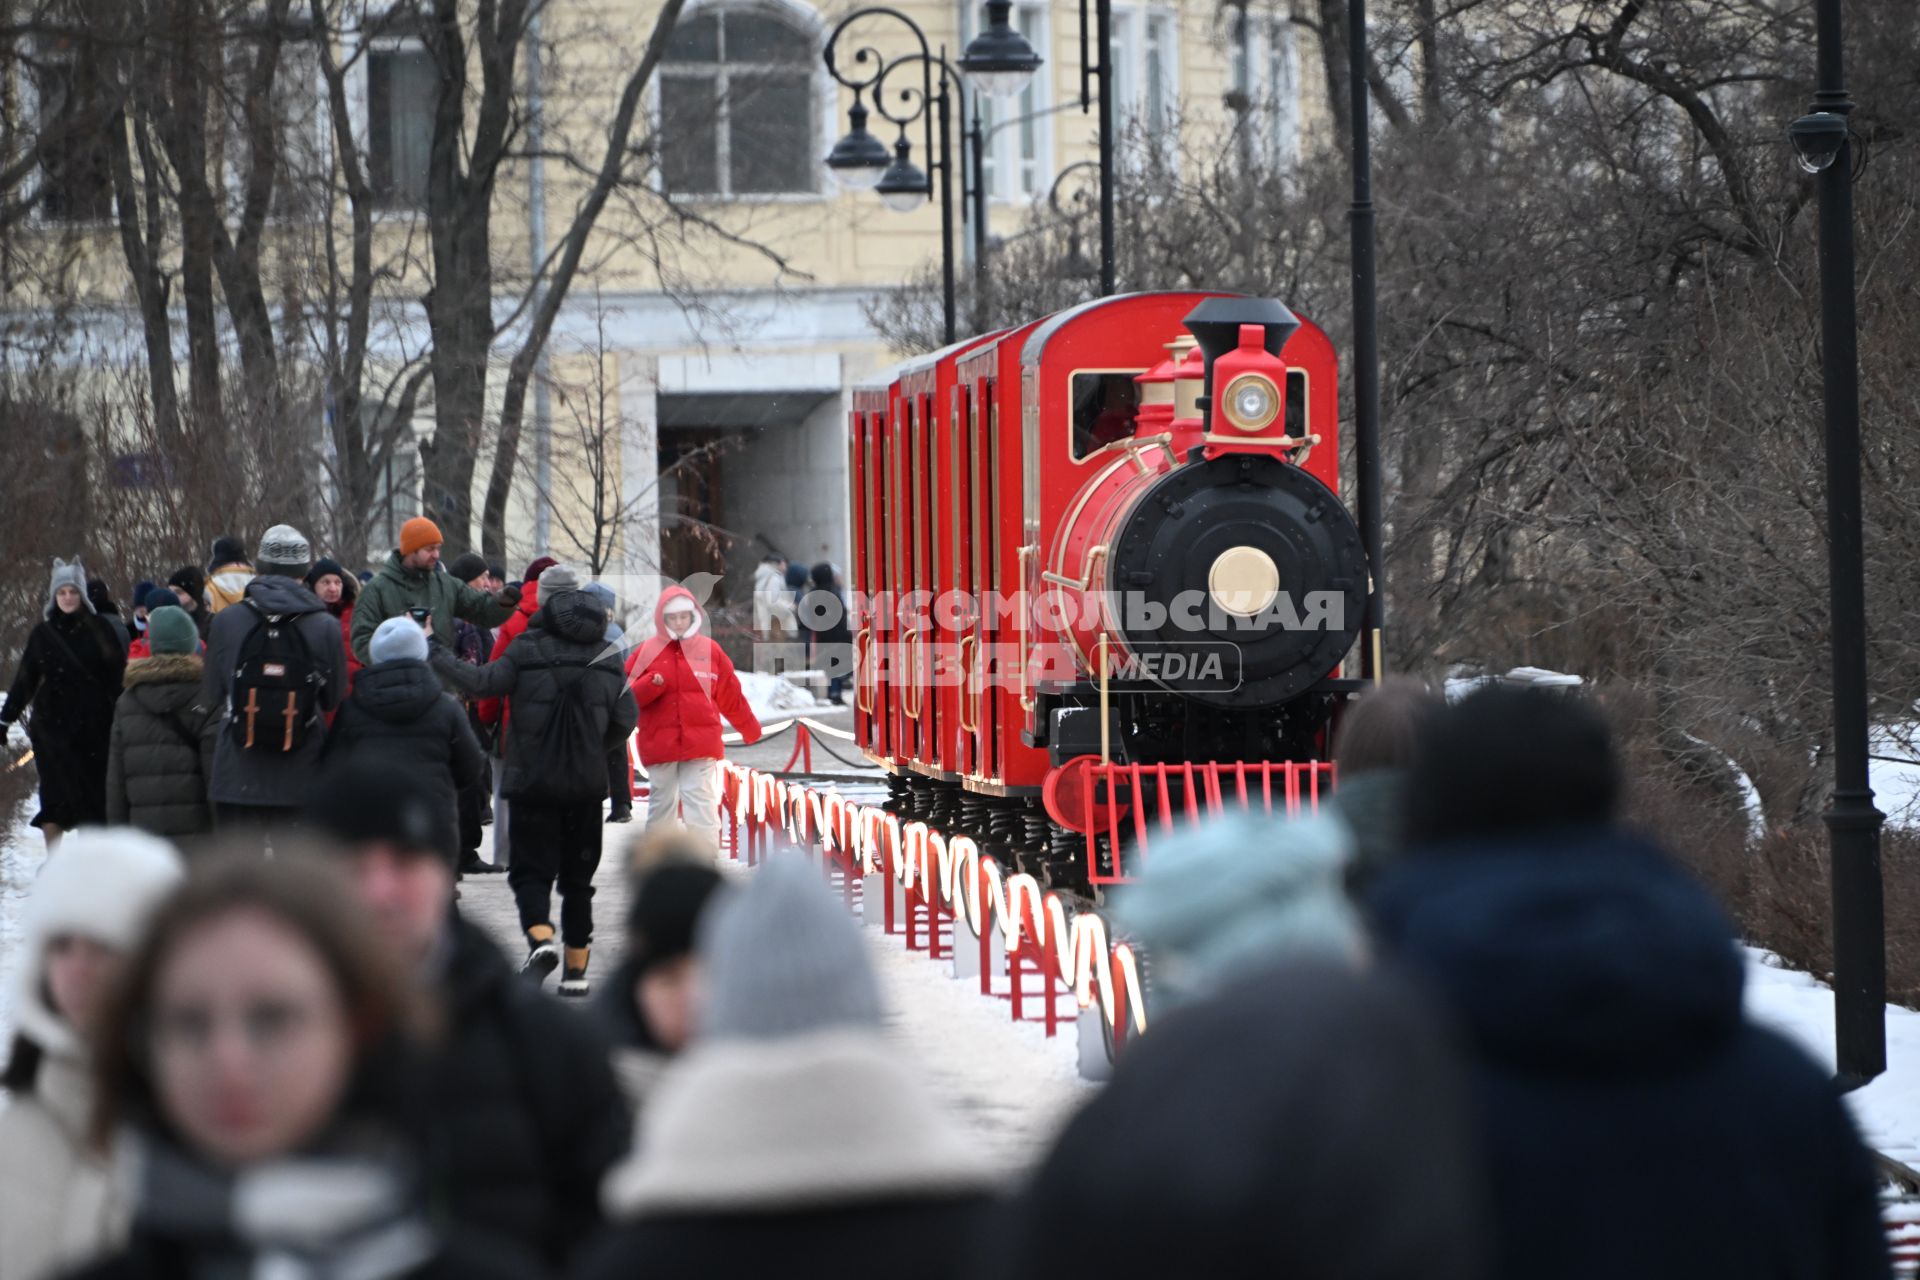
[624,586,761,849]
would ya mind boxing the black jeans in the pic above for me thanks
[507,799,603,947]
[605,745,632,817]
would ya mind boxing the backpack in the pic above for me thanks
[517,656,605,804]
[227,602,324,753]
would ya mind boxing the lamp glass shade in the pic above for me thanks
[959,1,1044,99]
[826,121,893,191]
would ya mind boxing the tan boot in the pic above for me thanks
[559,946,591,999]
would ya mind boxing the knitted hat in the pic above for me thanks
[523,555,558,585]
[537,563,581,595]
[145,606,199,656]
[47,558,93,613]
[301,759,444,859]
[445,552,488,584]
[487,563,507,585]
[11,828,184,1058]
[698,857,883,1041]
[168,565,206,602]
[255,524,313,576]
[1110,813,1363,1012]
[399,517,443,557]
[132,580,158,611]
[305,558,358,604]
[369,615,430,665]
[629,862,728,977]
[209,535,249,567]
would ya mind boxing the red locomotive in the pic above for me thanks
[848,294,1370,890]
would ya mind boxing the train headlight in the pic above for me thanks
[1222,374,1281,432]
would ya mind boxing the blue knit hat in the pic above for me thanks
[132,581,158,611]
[369,615,429,665]
[1111,812,1363,1011]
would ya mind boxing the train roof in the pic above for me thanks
[1019,290,1237,366]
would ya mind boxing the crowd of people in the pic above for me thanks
[0,544,1899,1279]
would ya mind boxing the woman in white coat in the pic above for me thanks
[0,828,184,1280]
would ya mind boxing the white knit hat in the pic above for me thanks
[11,828,185,1058]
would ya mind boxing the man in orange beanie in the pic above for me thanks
[351,515,522,665]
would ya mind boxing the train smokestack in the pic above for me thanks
[1183,298,1300,430]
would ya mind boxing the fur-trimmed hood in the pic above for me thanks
[601,1028,998,1219]
[122,653,204,688]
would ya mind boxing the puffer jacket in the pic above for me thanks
[200,575,349,808]
[430,589,636,804]
[1370,827,1892,1280]
[105,654,219,838]
[350,551,518,667]
[204,560,255,614]
[625,586,761,766]
[323,659,483,864]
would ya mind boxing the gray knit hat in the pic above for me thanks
[256,524,313,576]
[698,857,883,1041]
[537,562,581,595]
[47,557,94,613]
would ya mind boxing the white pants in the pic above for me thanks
[646,758,723,844]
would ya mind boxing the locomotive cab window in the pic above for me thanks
[1071,371,1143,461]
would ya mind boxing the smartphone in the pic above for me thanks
[408,607,432,628]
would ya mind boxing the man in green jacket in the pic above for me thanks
[352,516,523,665]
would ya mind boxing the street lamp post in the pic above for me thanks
[1346,0,1385,682]
[1789,0,1885,1086]
[825,8,989,346]
[960,0,1122,299]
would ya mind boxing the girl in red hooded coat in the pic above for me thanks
[624,586,761,849]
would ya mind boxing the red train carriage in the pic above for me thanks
[850,293,1368,890]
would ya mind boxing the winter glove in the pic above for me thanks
[494,582,523,608]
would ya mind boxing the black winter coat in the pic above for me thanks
[427,915,631,1271]
[106,653,219,838]
[432,592,637,805]
[1,608,126,828]
[1370,826,1892,1280]
[323,659,483,865]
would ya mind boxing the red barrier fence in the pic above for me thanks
[718,763,1150,1053]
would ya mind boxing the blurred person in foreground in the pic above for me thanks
[1370,686,1891,1280]
[70,855,530,1280]
[1110,811,1364,1013]
[1325,675,1442,895]
[0,830,183,1280]
[578,858,996,1280]
[301,758,631,1272]
[592,856,729,1115]
[998,962,1486,1280]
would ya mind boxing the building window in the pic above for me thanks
[964,2,1049,200]
[1231,10,1299,175]
[34,44,116,223]
[1109,8,1176,148]
[660,7,817,198]
[368,44,435,209]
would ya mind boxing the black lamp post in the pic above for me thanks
[961,0,1119,300]
[1344,0,1386,682]
[1788,0,1885,1086]
[825,8,989,346]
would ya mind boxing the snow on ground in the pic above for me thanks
[1744,947,1920,1169]
[0,802,43,1058]
[737,670,825,720]
[860,921,1093,1175]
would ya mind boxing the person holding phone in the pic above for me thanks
[350,517,520,667]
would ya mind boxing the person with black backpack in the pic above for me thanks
[430,572,637,998]
[200,525,348,841]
